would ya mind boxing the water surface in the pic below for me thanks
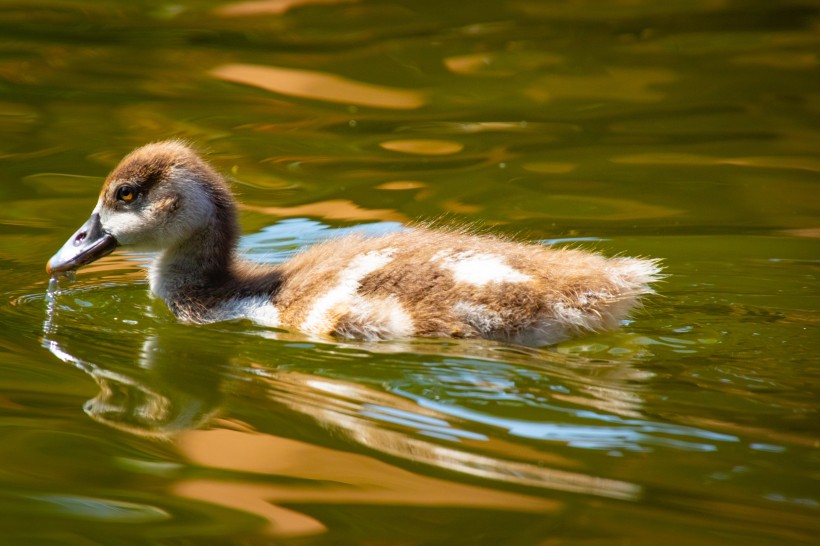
[1,1,818,544]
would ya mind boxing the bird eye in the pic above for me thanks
[116,185,138,203]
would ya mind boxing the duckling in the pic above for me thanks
[47,141,662,345]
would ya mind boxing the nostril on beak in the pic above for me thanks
[74,231,87,246]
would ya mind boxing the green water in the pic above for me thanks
[1,1,819,544]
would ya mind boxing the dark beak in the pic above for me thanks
[47,213,118,275]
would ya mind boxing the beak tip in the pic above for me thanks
[47,213,117,277]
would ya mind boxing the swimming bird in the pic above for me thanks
[47,141,662,345]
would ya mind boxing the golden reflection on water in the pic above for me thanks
[215,0,357,17]
[212,63,426,110]
[780,228,820,239]
[373,180,427,191]
[444,51,564,77]
[78,255,151,278]
[240,199,408,222]
[380,139,464,155]
[175,429,561,537]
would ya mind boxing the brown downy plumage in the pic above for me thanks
[47,141,662,345]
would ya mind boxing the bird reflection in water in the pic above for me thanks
[42,280,642,537]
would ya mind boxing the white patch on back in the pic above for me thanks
[339,295,415,340]
[301,248,396,334]
[430,250,531,286]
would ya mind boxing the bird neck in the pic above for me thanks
[148,195,241,320]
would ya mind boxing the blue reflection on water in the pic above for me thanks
[240,218,405,263]
[396,388,738,452]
